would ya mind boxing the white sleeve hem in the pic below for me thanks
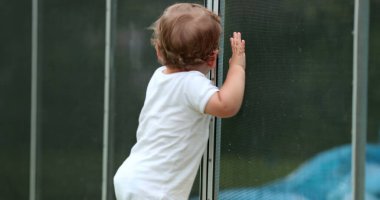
[199,88,219,114]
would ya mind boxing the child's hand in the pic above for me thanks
[229,32,246,70]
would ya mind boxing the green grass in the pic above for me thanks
[219,155,304,189]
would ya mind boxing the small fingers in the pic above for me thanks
[233,32,237,48]
[231,32,245,54]
[233,32,239,45]
[230,34,236,53]
[233,32,241,41]
[233,32,243,44]
[241,40,245,53]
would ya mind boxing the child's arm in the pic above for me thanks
[205,32,246,118]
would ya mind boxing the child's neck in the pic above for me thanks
[164,64,211,75]
[164,67,186,74]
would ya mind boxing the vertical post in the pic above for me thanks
[214,0,225,198]
[30,0,39,199]
[102,0,116,199]
[203,1,220,200]
[352,0,369,199]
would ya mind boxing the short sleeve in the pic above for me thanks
[185,72,219,113]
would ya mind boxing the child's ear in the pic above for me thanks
[155,44,161,58]
[155,44,164,64]
[206,50,219,68]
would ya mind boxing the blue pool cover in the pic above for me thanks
[191,144,380,200]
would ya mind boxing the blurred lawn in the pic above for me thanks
[219,155,304,189]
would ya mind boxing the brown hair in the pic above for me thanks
[151,3,222,69]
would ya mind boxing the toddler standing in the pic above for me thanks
[114,3,246,200]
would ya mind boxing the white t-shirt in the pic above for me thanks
[114,66,219,200]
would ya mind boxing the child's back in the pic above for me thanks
[114,66,218,199]
[114,3,246,200]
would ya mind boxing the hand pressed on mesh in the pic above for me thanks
[229,32,246,70]
[205,32,246,118]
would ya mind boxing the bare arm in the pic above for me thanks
[205,32,246,118]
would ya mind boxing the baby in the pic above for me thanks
[114,3,245,200]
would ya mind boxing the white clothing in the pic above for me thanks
[114,66,219,200]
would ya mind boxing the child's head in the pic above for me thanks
[151,3,222,70]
